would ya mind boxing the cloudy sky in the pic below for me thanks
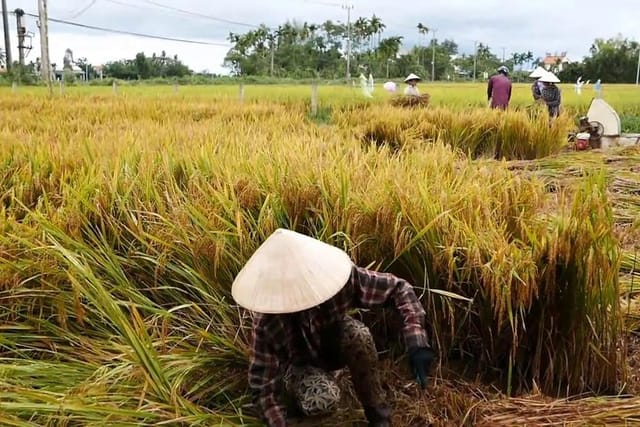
[3,0,638,74]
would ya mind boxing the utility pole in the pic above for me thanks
[431,29,438,82]
[636,46,640,86]
[501,47,506,63]
[269,34,275,77]
[38,0,52,92]
[15,9,26,67]
[342,2,353,81]
[1,0,11,70]
[473,41,478,82]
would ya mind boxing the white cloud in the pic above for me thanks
[4,0,639,74]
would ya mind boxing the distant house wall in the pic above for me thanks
[543,52,570,73]
[53,69,86,81]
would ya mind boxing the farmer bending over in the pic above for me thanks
[232,228,436,427]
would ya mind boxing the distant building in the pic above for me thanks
[94,65,105,79]
[54,64,86,81]
[543,52,570,73]
[450,55,471,78]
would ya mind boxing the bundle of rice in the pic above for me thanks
[474,395,640,426]
[390,93,431,108]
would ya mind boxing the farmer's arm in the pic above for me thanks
[249,320,287,427]
[352,266,429,349]
[487,78,493,100]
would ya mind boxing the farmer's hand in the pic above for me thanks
[409,346,437,389]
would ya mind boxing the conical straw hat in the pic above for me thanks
[231,228,354,314]
[538,71,560,83]
[529,66,547,78]
[404,73,421,82]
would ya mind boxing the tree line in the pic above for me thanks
[223,17,640,83]
[0,49,193,83]
[558,36,640,83]
[102,51,192,80]
[2,18,637,84]
[223,17,536,80]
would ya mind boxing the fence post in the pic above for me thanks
[112,80,118,95]
[173,83,178,94]
[59,79,64,95]
[239,83,244,104]
[11,81,17,93]
[311,83,319,115]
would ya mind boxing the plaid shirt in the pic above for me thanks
[541,84,561,107]
[248,266,429,426]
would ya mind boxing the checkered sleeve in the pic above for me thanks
[353,266,430,350]
[248,318,287,427]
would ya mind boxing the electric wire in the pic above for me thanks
[68,0,99,19]
[16,11,230,46]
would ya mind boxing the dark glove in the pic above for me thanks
[409,346,436,389]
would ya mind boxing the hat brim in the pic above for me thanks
[231,229,354,314]
[539,75,560,83]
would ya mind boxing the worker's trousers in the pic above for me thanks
[283,316,390,423]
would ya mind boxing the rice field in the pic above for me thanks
[1,82,640,426]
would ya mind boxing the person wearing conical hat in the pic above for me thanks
[528,66,546,102]
[403,73,421,96]
[538,71,562,118]
[232,228,435,427]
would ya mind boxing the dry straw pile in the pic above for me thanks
[0,92,632,425]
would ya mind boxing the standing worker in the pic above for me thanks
[403,73,422,96]
[233,228,436,427]
[528,66,546,102]
[539,71,562,119]
[487,66,512,109]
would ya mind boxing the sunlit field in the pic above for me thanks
[0,83,639,425]
[9,81,640,110]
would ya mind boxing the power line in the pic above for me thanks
[138,0,259,28]
[68,0,98,19]
[302,0,344,7]
[17,11,231,46]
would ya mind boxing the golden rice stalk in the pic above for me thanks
[390,94,431,108]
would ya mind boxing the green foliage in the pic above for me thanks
[104,51,193,80]
[63,70,77,84]
[224,17,466,80]
[621,115,640,133]
[2,63,39,85]
[560,36,640,83]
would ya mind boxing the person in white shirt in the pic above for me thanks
[403,73,421,96]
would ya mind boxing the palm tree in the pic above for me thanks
[369,15,384,49]
[376,20,386,48]
[0,48,5,68]
[353,17,371,52]
[416,23,430,67]
[524,51,534,69]
[308,24,319,39]
[417,23,429,38]
[378,36,403,77]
